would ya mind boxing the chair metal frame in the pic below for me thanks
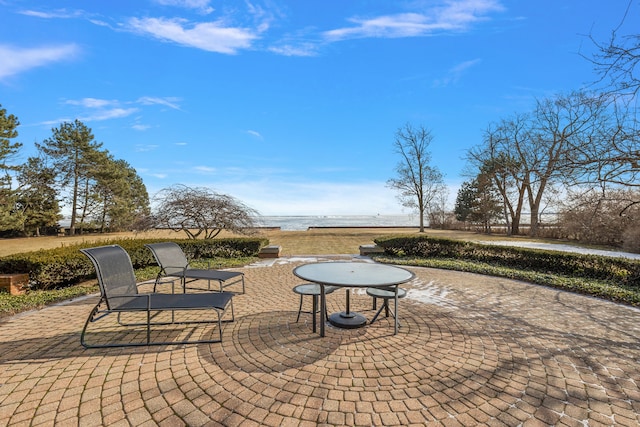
[292,283,337,333]
[367,286,407,325]
[80,245,235,348]
[145,242,245,294]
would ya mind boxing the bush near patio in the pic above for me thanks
[374,235,640,306]
[0,237,268,291]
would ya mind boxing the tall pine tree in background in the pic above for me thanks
[37,120,103,236]
[0,104,24,234]
[16,156,62,236]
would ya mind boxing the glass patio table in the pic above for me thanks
[293,262,414,337]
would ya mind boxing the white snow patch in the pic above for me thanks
[405,279,456,308]
[353,278,456,308]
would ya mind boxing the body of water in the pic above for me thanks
[254,215,419,231]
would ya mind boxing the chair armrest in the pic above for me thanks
[107,293,151,309]
[159,265,189,275]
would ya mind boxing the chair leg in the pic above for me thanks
[370,302,386,324]
[146,309,151,345]
[370,298,400,326]
[312,295,317,333]
[296,295,304,322]
[80,303,100,348]
[296,293,328,329]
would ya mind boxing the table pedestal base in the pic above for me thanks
[328,311,367,329]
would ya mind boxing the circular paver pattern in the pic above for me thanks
[0,257,639,426]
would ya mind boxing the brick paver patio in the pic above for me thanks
[1,255,639,426]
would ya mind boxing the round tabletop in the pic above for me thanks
[293,262,414,288]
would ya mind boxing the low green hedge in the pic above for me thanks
[0,237,268,290]
[374,235,640,289]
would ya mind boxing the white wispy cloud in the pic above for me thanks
[40,118,74,126]
[55,96,182,126]
[137,96,182,110]
[268,43,319,57]
[155,0,214,15]
[0,44,80,80]
[135,144,160,152]
[194,165,216,173]
[63,97,139,122]
[153,0,214,15]
[433,58,482,87]
[65,98,118,108]
[324,13,436,40]
[80,108,139,121]
[39,108,137,125]
[126,17,260,54]
[323,0,504,41]
[18,8,84,19]
[246,130,263,139]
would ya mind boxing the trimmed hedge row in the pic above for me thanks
[0,237,268,290]
[374,235,640,288]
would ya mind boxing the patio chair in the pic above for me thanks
[145,242,245,294]
[366,286,407,325]
[292,283,338,333]
[80,245,234,348]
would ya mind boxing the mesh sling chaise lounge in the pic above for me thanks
[80,245,234,348]
[145,242,245,294]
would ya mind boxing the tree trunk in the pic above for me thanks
[502,200,511,236]
[69,172,78,236]
[511,211,521,236]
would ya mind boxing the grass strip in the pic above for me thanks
[374,256,640,306]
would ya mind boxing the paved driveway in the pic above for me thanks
[1,256,639,426]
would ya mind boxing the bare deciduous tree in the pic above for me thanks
[468,116,529,235]
[587,0,640,97]
[154,185,258,239]
[567,104,640,205]
[387,123,445,232]
[468,92,610,237]
[526,92,608,236]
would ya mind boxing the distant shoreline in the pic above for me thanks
[255,214,419,231]
[307,225,417,229]
[250,225,419,231]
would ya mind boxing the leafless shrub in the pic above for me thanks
[153,185,259,239]
[558,188,639,246]
[622,225,640,253]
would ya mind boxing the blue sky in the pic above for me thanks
[1,0,638,216]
